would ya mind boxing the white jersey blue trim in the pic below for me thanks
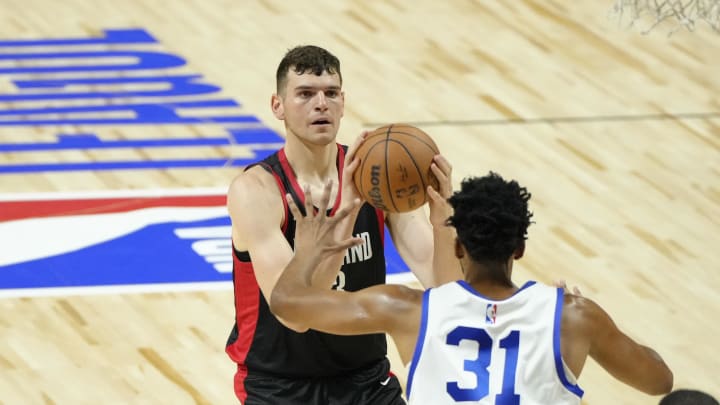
[407,281,584,404]
[405,288,431,399]
[457,280,537,300]
[553,288,585,398]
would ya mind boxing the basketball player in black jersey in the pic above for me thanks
[225,45,461,404]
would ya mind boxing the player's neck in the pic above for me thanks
[465,278,518,300]
[463,261,517,299]
[284,137,339,182]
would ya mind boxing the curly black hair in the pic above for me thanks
[276,45,342,94]
[447,172,533,264]
[660,390,719,405]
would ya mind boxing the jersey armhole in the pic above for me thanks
[405,288,431,400]
[553,288,585,398]
[249,162,289,234]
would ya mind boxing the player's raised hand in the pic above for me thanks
[287,180,363,258]
[554,279,583,296]
[340,131,368,208]
[427,154,453,227]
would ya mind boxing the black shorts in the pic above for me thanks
[235,358,406,405]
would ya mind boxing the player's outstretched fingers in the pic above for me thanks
[317,180,333,214]
[302,184,315,218]
[330,198,362,226]
[286,193,303,219]
[329,233,364,253]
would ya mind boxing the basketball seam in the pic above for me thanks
[379,130,439,154]
[386,139,429,205]
[358,139,391,212]
[362,125,437,213]
[384,125,399,212]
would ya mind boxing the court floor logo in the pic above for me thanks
[0,190,413,298]
[0,28,284,173]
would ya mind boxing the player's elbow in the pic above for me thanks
[632,361,673,396]
[269,290,309,333]
[647,367,673,396]
[642,349,674,395]
[278,317,309,333]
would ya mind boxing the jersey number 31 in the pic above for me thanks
[446,327,521,404]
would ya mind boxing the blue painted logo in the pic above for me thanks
[0,192,411,295]
[0,29,284,173]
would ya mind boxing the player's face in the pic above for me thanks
[273,70,345,145]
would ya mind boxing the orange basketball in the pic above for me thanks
[352,124,440,213]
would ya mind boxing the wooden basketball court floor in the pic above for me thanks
[0,1,718,404]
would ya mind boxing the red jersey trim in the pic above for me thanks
[226,254,260,402]
[376,208,385,246]
[0,195,225,222]
[277,145,344,214]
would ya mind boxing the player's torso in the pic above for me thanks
[406,281,583,405]
[227,145,388,378]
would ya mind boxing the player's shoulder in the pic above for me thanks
[562,292,608,331]
[563,293,601,313]
[228,165,283,211]
[229,165,277,195]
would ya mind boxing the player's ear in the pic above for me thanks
[454,238,464,259]
[514,240,525,260]
[271,93,284,120]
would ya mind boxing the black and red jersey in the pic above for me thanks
[226,144,388,379]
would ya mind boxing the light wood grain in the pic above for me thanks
[0,0,718,404]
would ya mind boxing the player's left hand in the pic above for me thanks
[426,154,453,227]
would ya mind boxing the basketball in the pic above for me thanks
[352,124,440,213]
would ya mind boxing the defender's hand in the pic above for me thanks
[288,180,363,258]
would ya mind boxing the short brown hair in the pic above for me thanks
[276,45,342,94]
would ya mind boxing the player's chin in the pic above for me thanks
[307,126,338,143]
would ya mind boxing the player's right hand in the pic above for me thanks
[340,131,368,209]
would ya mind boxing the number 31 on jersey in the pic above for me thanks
[446,326,521,405]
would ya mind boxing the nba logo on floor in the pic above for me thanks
[0,190,233,297]
[0,189,414,297]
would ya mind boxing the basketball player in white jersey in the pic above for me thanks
[271,170,674,404]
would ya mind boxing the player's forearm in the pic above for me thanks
[308,205,362,287]
[335,203,361,237]
[627,345,673,395]
[592,337,673,396]
[431,224,462,286]
[271,253,324,322]
[307,252,344,288]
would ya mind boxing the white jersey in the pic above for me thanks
[406,281,583,405]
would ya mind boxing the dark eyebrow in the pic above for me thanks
[293,85,341,91]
